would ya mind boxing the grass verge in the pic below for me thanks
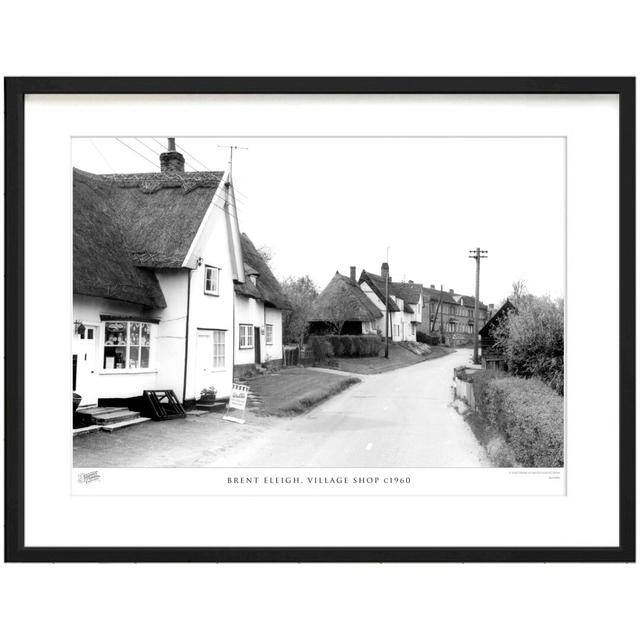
[246,368,361,416]
[330,343,455,375]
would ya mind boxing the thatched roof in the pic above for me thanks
[310,272,383,323]
[100,170,224,268]
[73,169,167,308]
[234,233,290,310]
[358,270,401,313]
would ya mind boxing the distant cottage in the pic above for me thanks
[73,139,288,410]
[308,269,382,335]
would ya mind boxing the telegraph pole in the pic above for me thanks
[469,248,488,364]
[384,247,390,358]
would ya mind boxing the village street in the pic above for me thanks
[214,348,489,467]
[75,348,489,468]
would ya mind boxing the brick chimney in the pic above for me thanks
[350,266,356,281]
[430,284,434,289]
[160,137,185,173]
[449,289,454,294]
[381,262,391,282]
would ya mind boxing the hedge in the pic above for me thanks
[309,334,383,360]
[417,330,441,346]
[470,372,564,467]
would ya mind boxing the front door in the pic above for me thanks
[73,324,98,406]
[196,330,214,394]
[254,327,261,364]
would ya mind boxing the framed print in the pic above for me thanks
[4,77,635,562]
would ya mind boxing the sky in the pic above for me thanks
[72,136,565,306]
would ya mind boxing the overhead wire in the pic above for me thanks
[112,136,244,224]
[151,137,250,203]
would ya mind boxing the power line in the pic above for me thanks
[154,137,250,201]
[114,137,158,170]
[150,137,249,203]
[111,137,246,224]
[89,139,115,173]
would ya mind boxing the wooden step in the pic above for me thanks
[93,409,141,425]
[101,417,151,432]
[76,406,124,417]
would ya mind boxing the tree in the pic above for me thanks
[257,245,273,265]
[322,284,354,336]
[281,275,318,347]
[510,279,528,306]
[494,294,564,394]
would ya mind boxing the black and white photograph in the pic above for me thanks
[71,135,565,471]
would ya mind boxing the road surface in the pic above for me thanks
[215,348,489,467]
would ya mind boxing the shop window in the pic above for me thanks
[103,321,151,370]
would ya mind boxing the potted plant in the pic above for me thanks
[198,386,217,406]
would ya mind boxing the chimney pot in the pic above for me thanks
[381,262,389,278]
[350,266,356,282]
[160,137,185,173]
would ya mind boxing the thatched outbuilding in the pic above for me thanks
[309,271,382,335]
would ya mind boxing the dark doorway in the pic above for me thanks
[254,327,261,364]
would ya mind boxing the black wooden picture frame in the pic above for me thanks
[4,77,635,562]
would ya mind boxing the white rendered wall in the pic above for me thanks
[182,188,237,401]
[234,295,263,366]
[264,307,283,362]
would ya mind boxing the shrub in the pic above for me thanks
[327,335,344,357]
[311,334,382,359]
[417,330,441,346]
[494,295,564,394]
[472,374,564,467]
[309,336,333,362]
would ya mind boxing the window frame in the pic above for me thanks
[204,265,221,296]
[239,324,254,349]
[265,323,274,345]
[102,320,152,371]
[212,329,226,370]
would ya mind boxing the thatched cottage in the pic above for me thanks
[308,268,382,335]
[233,233,290,376]
[73,139,288,410]
[358,265,423,341]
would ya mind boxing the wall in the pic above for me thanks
[264,306,283,362]
[154,270,188,393]
[73,294,161,401]
[359,281,404,341]
[234,294,263,367]
[182,187,236,402]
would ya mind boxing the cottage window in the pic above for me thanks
[239,324,253,349]
[265,324,274,345]
[103,321,151,370]
[212,330,226,369]
[204,265,220,295]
